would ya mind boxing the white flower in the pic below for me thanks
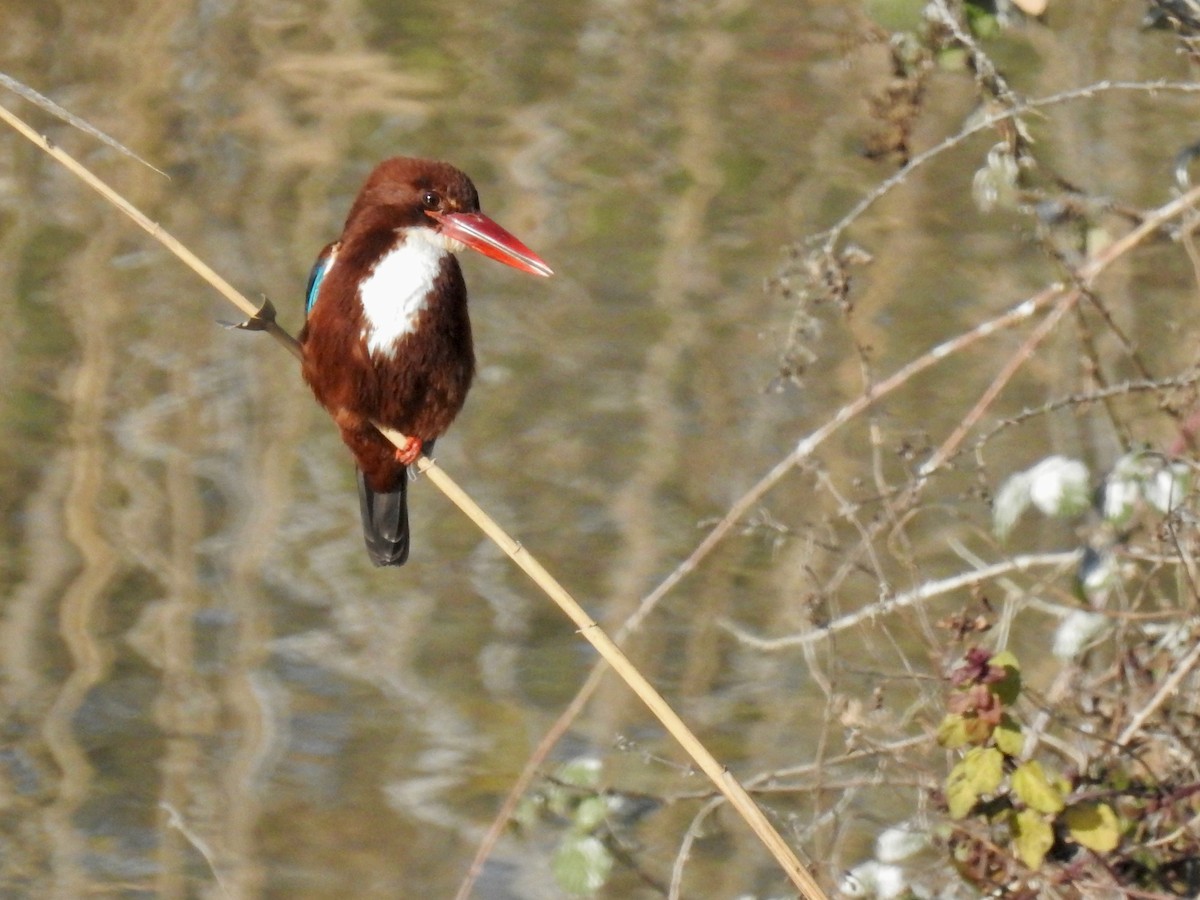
[1027,456,1091,517]
[993,470,1032,540]
[1102,472,1141,525]
[839,861,908,898]
[972,143,1020,212]
[875,823,928,863]
[1053,610,1110,659]
[1146,463,1191,513]
[995,456,1092,539]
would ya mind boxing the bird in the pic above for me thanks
[299,157,552,566]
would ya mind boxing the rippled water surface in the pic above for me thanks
[0,1,1197,897]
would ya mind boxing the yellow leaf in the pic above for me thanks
[1013,808,1054,869]
[946,747,1004,818]
[989,650,1020,672]
[962,714,995,746]
[945,767,978,819]
[937,713,969,749]
[970,747,1005,793]
[1012,761,1065,814]
[1064,802,1121,853]
[994,714,1024,757]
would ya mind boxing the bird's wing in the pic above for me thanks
[305,241,340,316]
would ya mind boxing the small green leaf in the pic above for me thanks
[989,650,1020,673]
[994,714,1024,757]
[572,796,609,833]
[512,794,543,832]
[1064,802,1121,853]
[937,713,970,749]
[946,747,1004,819]
[544,783,573,819]
[553,834,614,895]
[556,757,602,789]
[988,651,1022,705]
[964,4,1001,38]
[937,46,970,71]
[1012,761,1065,814]
[1012,808,1055,869]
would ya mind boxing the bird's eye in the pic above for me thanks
[421,191,442,211]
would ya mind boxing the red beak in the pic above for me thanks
[427,210,553,277]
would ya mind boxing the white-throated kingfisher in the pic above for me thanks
[300,157,552,566]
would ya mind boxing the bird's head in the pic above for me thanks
[348,157,553,278]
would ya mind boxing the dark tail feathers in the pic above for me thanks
[357,469,409,566]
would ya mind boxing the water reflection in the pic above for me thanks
[1,0,1198,897]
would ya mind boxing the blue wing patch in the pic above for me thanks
[305,241,339,316]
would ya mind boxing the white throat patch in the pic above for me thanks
[358,229,452,358]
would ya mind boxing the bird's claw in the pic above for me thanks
[394,436,423,467]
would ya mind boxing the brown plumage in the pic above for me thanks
[299,157,551,566]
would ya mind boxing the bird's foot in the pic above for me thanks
[394,435,424,466]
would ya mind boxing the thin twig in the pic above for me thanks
[720,551,1081,649]
[973,371,1200,456]
[820,79,1200,252]
[669,795,723,900]
[0,72,167,176]
[918,291,1077,478]
[160,802,231,899]
[1116,633,1200,747]
[0,103,300,360]
[929,0,1020,106]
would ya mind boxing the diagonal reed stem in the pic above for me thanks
[0,101,828,898]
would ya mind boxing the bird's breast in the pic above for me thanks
[357,235,449,359]
[301,227,475,442]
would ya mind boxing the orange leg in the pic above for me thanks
[394,435,424,466]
